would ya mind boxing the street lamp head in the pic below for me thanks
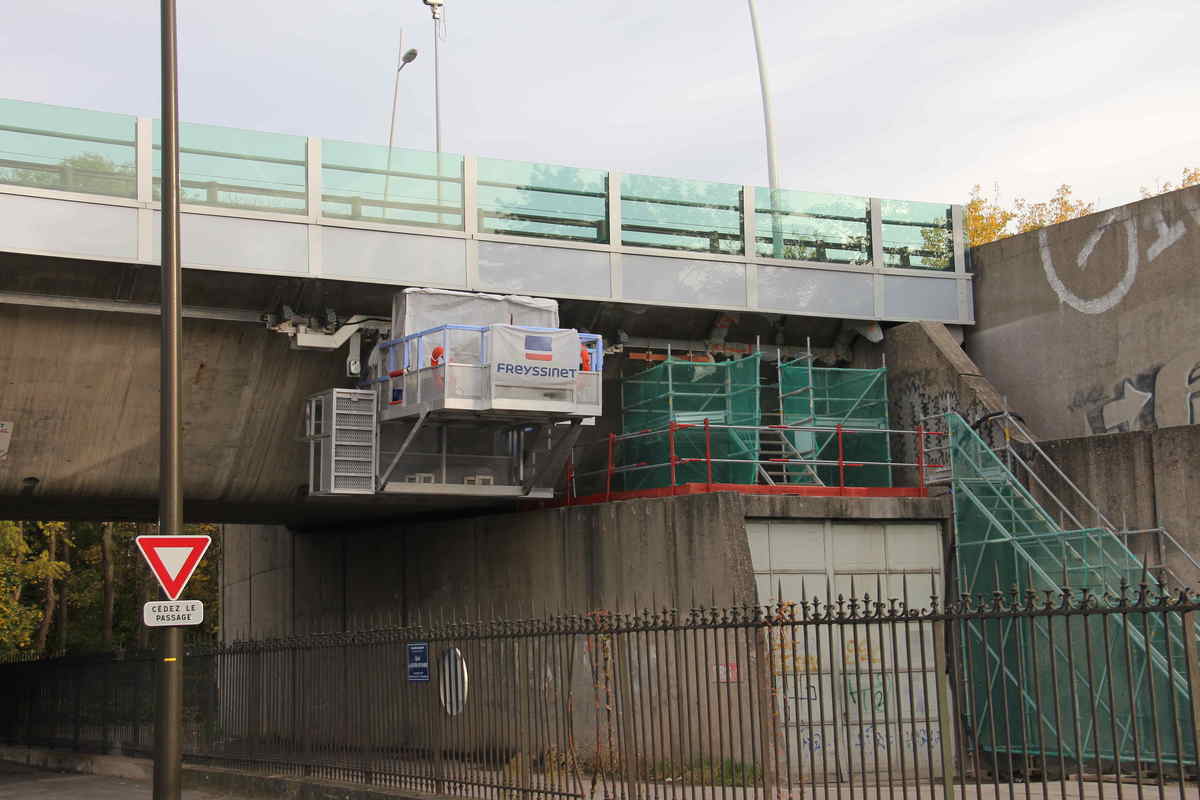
[402,48,419,64]
[422,0,443,19]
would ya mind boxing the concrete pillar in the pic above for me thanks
[219,523,293,642]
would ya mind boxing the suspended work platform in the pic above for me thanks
[304,289,602,500]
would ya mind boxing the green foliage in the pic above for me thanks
[918,225,953,270]
[5,152,135,196]
[0,520,221,656]
[0,521,68,656]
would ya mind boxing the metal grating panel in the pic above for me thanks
[335,459,372,476]
[333,475,373,491]
[336,428,373,444]
[335,444,373,460]
[307,388,378,495]
[336,395,375,413]
[336,412,374,428]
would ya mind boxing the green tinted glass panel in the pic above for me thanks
[153,121,307,213]
[0,99,136,198]
[621,174,742,255]
[754,188,869,264]
[476,158,608,243]
[880,199,953,271]
[322,139,463,230]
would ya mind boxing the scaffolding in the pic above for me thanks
[947,412,1195,769]
[777,350,892,487]
[619,355,761,490]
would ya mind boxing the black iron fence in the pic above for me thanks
[3,584,1199,798]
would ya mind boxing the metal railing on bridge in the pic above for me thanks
[0,97,963,272]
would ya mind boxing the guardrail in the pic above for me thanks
[0,98,965,273]
[564,420,947,503]
[371,324,603,414]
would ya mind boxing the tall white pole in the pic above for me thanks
[746,0,784,258]
[384,28,405,217]
[427,0,444,226]
[433,11,442,158]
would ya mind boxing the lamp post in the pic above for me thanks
[746,0,784,258]
[384,36,419,217]
[422,0,444,224]
[156,0,184,797]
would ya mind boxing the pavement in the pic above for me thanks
[0,760,235,799]
[1,759,1196,800]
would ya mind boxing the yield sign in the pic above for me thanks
[136,535,211,601]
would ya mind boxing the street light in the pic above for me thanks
[746,0,784,258]
[384,34,420,214]
[422,0,445,224]
[422,0,443,155]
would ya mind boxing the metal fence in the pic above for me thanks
[3,585,1199,798]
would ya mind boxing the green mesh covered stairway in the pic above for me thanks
[948,412,1197,770]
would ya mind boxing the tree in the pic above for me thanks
[101,523,114,648]
[0,522,69,656]
[1140,167,1200,199]
[5,152,135,197]
[918,225,953,270]
[964,184,1016,249]
[1013,184,1094,234]
[0,519,221,656]
[31,523,64,653]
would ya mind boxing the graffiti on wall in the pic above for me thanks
[1073,347,1200,433]
[1040,200,1199,315]
[1040,193,1200,433]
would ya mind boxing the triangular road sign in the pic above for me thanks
[136,535,211,601]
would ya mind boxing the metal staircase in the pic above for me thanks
[946,412,1196,769]
[757,371,823,486]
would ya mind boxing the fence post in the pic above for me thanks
[932,620,956,800]
[704,418,713,490]
[102,658,111,753]
[606,433,615,502]
[566,457,575,506]
[1182,609,1200,767]
[73,668,82,751]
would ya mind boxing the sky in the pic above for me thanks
[3,0,1198,211]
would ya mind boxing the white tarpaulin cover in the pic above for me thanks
[393,288,558,338]
[490,325,580,388]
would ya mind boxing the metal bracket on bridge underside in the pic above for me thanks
[377,409,430,491]
[522,418,583,496]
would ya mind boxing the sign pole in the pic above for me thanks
[156,0,184,795]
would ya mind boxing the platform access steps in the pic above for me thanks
[947,412,1194,768]
[757,380,822,486]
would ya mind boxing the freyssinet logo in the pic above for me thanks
[524,335,553,361]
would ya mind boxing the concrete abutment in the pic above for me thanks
[220,493,951,641]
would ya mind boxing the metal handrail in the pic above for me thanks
[569,419,942,496]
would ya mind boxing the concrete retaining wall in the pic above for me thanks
[967,185,1200,439]
[883,320,1007,481]
[222,493,949,638]
[1021,424,1200,587]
